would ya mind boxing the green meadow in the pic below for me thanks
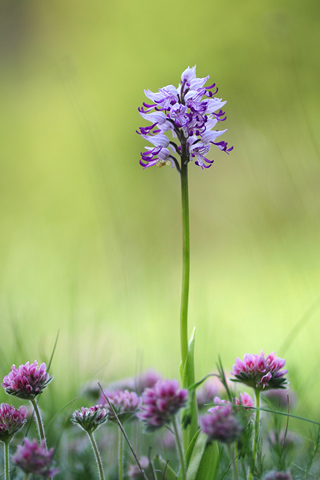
[0,0,320,420]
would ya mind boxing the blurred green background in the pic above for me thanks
[0,0,320,412]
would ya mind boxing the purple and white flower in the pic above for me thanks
[0,403,27,444]
[231,351,288,391]
[2,361,53,400]
[71,405,108,433]
[12,438,59,478]
[138,379,188,430]
[99,389,142,423]
[137,66,233,171]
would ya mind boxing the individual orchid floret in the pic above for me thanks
[12,438,59,478]
[138,379,188,430]
[231,351,288,391]
[0,403,27,444]
[71,405,108,434]
[100,389,142,423]
[2,361,53,400]
[201,404,243,444]
[137,66,233,171]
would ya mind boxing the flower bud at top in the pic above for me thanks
[71,405,108,434]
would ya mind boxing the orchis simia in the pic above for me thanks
[137,65,233,449]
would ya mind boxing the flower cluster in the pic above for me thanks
[138,379,188,430]
[231,351,288,391]
[0,403,27,444]
[196,376,221,407]
[100,389,142,423]
[201,404,243,444]
[2,361,52,400]
[12,438,59,478]
[137,66,233,171]
[71,405,108,433]
[201,392,253,444]
[210,392,254,412]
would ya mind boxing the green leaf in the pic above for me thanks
[153,455,178,480]
[181,327,196,389]
[185,429,201,468]
[181,328,198,452]
[185,432,219,480]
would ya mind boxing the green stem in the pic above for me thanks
[248,390,260,480]
[30,398,46,448]
[88,432,105,480]
[180,160,190,368]
[4,442,10,480]
[180,156,198,453]
[172,416,186,480]
[119,429,124,480]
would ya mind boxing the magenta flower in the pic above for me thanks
[209,393,253,413]
[12,438,59,478]
[0,403,27,444]
[2,361,53,400]
[201,405,242,444]
[231,351,288,391]
[100,389,142,423]
[138,379,188,430]
[71,405,108,433]
[234,392,254,409]
[137,66,233,171]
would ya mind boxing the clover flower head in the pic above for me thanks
[0,403,27,444]
[12,438,59,478]
[71,405,108,433]
[196,376,221,407]
[263,471,292,480]
[201,405,243,444]
[2,361,53,400]
[137,66,233,171]
[100,389,142,423]
[138,379,188,430]
[128,455,149,478]
[231,351,288,391]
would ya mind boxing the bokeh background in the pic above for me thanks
[0,0,320,414]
